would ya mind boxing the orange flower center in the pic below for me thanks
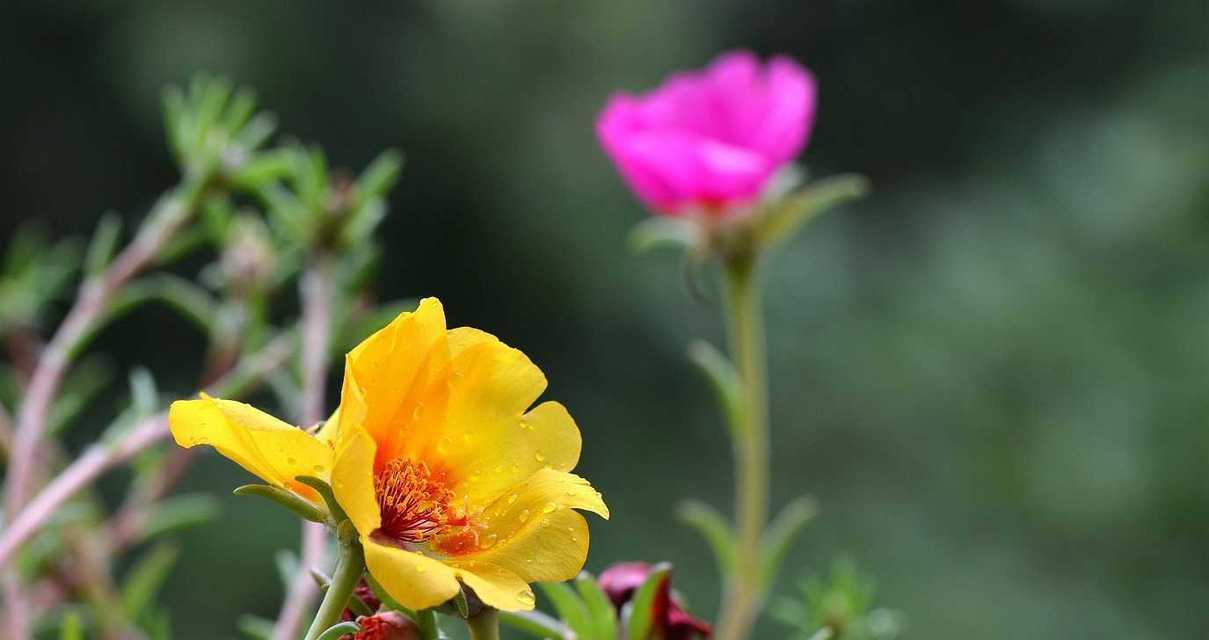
[373,459,455,545]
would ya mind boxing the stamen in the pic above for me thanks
[373,459,454,545]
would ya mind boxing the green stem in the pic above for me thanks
[715,253,769,640]
[303,537,364,640]
[465,609,501,640]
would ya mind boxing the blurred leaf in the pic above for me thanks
[84,212,123,277]
[538,581,593,639]
[275,549,300,589]
[237,615,274,640]
[0,227,81,332]
[687,340,743,442]
[121,543,180,621]
[576,572,619,640]
[629,217,702,253]
[499,610,573,639]
[356,149,404,200]
[624,563,670,640]
[129,367,158,418]
[760,497,818,595]
[137,494,222,542]
[59,610,84,640]
[234,483,328,523]
[49,355,113,436]
[230,148,296,191]
[676,500,736,577]
[106,274,218,339]
[757,174,869,249]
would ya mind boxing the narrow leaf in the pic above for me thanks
[760,497,818,595]
[629,217,701,253]
[576,572,619,640]
[121,543,180,620]
[687,341,743,442]
[316,622,360,640]
[356,149,404,199]
[238,615,274,640]
[84,212,123,277]
[758,173,870,248]
[625,563,671,640]
[233,484,327,523]
[295,475,346,523]
[676,500,737,577]
[538,581,593,639]
[499,610,574,639]
[137,493,221,541]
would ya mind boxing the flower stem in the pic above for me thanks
[715,252,769,640]
[465,609,501,640]
[303,538,364,640]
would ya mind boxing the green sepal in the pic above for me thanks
[538,581,593,639]
[452,587,472,618]
[687,340,743,442]
[624,562,671,640]
[233,483,327,523]
[295,475,347,523]
[676,499,737,578]
[576,572,619,640]
[757,173,870,249]
[761,497,818,596]
[630,217,703,253]
[315,621,360,640]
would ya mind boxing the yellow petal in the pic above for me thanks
[344,298,451,462]
[434,469,607,582]
[362,537,460,611]
[450,561,535,611]
[434,329,582,508]
[168,395,332,498]
[331,426,381,538]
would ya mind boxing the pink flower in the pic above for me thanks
[597,50,817,216]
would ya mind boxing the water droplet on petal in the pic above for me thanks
[506,494,518,506]
[312,464,325,473]
[519,509,530,522]
[535,452,546,463]
[542,502,556,514]
[415,563,427,574]
[517,590,535,606]
[480,533,498,549]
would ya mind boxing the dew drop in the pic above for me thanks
[312,464,325,473]
[506,494,518,506]
[480,533,498,549]
[519,509,530,522]
[517,591,535,606]
[535,452,546,463]
[286,456,298,466]
[415,563,426,574]
[542,502,557,514]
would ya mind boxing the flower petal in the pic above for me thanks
[362,537,461,611]
[168,395,332,498]
[451,561,535,611]
[428,329,584,509]
[332,425,381,538]
[434,469,607,582]
[344,297,451,463]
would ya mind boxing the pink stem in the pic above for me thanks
[272,257,335,640]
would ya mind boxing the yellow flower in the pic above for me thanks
[168,298,608,612]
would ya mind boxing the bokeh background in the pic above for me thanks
[3,1,1209,638]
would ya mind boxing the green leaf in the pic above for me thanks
[687,341,743,442]
[629,217,702,253]
[575,572,618,640]
[499,610,572,639]
[357,149,404,199]
[538,581,593,639]
[676,500,737,577]
[49,356,113,436]
[136,493,221,542]
[624,563,671,640]
[59,610,84,640]
[237,615,274,640]
[233,483,328,523]
[235,113,278,152]
[84,212,123,277]
[757,173,870,248]
[107,274,217,338]
[761,497,818,595]
[316,621,360,640]
[276,549,300,588]
[121,543,180,620]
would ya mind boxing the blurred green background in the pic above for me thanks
[2,1,1209,638]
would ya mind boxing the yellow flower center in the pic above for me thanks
[373,458,455,545]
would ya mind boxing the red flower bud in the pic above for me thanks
[352,611,419,640]
[598,562,712,639]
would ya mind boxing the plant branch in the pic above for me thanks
[274,256,335,640]
[0,331,292,571]
[302,536,363,640]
